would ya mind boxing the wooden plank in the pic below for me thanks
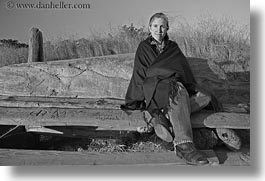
[0,105,205,129]
[0,106,181,129]
[222,103,249,113]
[0,107,146,130]
[0,53,249,104]
[0,106,249,130]
[0,95,123,109]
[0,96,249,113]
[0,148,218,166]
[204,112,250,129]
[25,125,64,134]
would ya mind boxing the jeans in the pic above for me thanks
[166,82,211,146]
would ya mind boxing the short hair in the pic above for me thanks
[149,12,169,28]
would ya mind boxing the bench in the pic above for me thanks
[0,53,250,150]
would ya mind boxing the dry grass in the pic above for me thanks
[170,15,250,72]
[43,24,147,61]
[0,15,250,73]
[0,46,28,67]
[35,133,171,153]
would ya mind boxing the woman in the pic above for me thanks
[121,12,222,165]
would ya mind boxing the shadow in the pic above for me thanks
[0,125,142,150]
[0,126,29,149]
[214,150,229,165]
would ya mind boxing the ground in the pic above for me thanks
[0,127,250,166]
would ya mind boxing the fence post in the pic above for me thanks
[28,27,44,63]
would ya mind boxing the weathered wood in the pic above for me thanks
[0,96,250,114]
[222,103,249,113]
[216,128,242,150]
[204,113,250,129]
[0,54,249,104]
[0,148,218,166]
[0,106,249,130]
[25,125,64,134]
[28,28,44,63]
[0,95,122,109]
[0,107,145,130]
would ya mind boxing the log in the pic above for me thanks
[0,95,250,113]
[0,95,123,109]
[0,148,219,166]
[0,106,249,130]
[28,28,44,63]
[0,107,145,130]
[216,128,242,150]
[204,112,250,129]
[0,54,249,104]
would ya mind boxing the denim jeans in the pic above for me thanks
[143,82,211,145]
[165,82,211,146]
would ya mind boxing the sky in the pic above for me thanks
[0,0,250,43]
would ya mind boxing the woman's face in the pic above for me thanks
[149,17,168,42]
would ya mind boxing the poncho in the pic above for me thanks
[122,36,222,113]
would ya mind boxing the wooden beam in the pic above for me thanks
[0,96,249,113]
[0,106,249,130]
[0,95,123,109]
[0,53,249,104]
[25,125,64,134]
[0,107,146,130]
[204,112,250,129]
[0,148,219,166]
[215,128,242,150]
[28,27,44,63]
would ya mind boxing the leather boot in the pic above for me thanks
[175,142,209,165]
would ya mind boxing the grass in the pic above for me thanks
[0,15,250,73]
[35,132,172,153]
[170,15,250,72]
[0,46,28,67]
[42,24,147,62]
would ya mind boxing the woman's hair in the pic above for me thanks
[148,12,169,29]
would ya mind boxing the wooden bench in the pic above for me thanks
[0,53,250,150]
